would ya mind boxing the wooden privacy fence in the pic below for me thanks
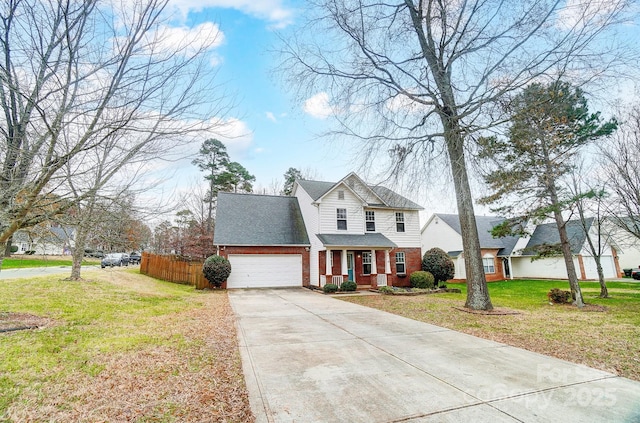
[140,252,212,289]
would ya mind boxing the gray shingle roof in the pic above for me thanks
[315,233,397,248]
[522,218,593,256]
[296,179,422,210]
[214,192,310,246]
[435,213,520,256]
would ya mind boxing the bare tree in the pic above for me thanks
[601,105,640,239]
[568,162,612,298]
[279,0,633,309]
[0,0,231,270]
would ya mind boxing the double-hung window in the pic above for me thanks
[395,212,405,232]
[362,252,372,275]
[365,211,375,232]
[395,252,406,274]
[337,208,347,230]
[483,256,495,274]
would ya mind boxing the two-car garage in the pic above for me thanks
[225,254,304,289]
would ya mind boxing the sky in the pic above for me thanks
[149,0,639,224]
[157,0,356,200]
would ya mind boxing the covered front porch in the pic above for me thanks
[316,233,397,289]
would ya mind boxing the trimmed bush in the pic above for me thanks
[410,271,435,289]
[548,288,572,304]
[340,280,357,292]
[10,245,18,253]
[378,286,394,294]
[323,283,338,293]
[202,255,232,288]
[422,248,455,284]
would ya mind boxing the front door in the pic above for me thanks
[347,252,355,282]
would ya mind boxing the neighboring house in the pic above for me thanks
[213,192,311,289]
[214,172,423,289]
[294,173,423,288]
[421,214,519,282]
[422,213,622,281]
[13,225,76,255]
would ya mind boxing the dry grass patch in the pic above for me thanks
[0,269,253,422]
[343,280,640,381]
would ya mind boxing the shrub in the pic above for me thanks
[378,286,394,294]
[323,283,338,293]
[548,288,572,304]
[340,280,357,291]
[10,245,18,253]
[202,255,232,288]
[410,271,435,289]
[422,248,455,284]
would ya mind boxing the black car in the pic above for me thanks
[129,252,142,265]
[631,269,640,280]
[101,253,128,268]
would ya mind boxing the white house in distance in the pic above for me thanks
[421,213,623,281]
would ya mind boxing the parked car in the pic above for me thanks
[631,269,640,280]
[129,252,142,265]
[101,253,128,268]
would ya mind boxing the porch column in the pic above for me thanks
[384,249,391,274]
[370,249,377,275]
[341,249,348,277]
[508,256,514,280]
[326,249,332,275]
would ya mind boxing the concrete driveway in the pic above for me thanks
[229,288,640,423]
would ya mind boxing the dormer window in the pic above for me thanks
[337,208,347,230]
[365,211,375,232]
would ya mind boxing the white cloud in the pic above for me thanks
[206,117,254,158]
[303,92,334,119]
[556,0,622,30]
[266,111,277,122]
[168,0,294,28]
[147,22,225,56]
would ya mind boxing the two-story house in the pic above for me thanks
[293,172,423,288]
[213,172,423,289]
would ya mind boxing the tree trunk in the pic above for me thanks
[69,226,89,280]
[445,127,493,310]
[3,236,13,257]
[594,256,609,298]
[553,211,585,307]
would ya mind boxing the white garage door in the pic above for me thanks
[226,254,302,288]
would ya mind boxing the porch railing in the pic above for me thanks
[377,274,387,287]
[331,275,344,287]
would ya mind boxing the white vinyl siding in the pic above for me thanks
[318,185,365,234]
[294,184,322,285]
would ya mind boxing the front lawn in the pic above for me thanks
[342,279,640,381]
[0,269,253,422]
[1,255,99,269]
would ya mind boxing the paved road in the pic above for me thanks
[229,288,640,423]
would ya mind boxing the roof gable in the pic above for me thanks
[522,218,593,255]
[295,173,422,210]
[431,213,519,255]
[214,192,310,246]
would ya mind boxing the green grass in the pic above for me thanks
[1,256,99,269]
[343,279,640,381]
[0,272,203,419]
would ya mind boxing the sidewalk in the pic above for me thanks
[229,288,640,423]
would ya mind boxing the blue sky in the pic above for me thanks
[153,0,638,221]
[160,0,353,197]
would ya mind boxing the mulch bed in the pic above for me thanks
[0,312,56,333]
[453,307,521,315]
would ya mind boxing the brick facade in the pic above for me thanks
[217,246,311,289]
[317,247,422,288]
